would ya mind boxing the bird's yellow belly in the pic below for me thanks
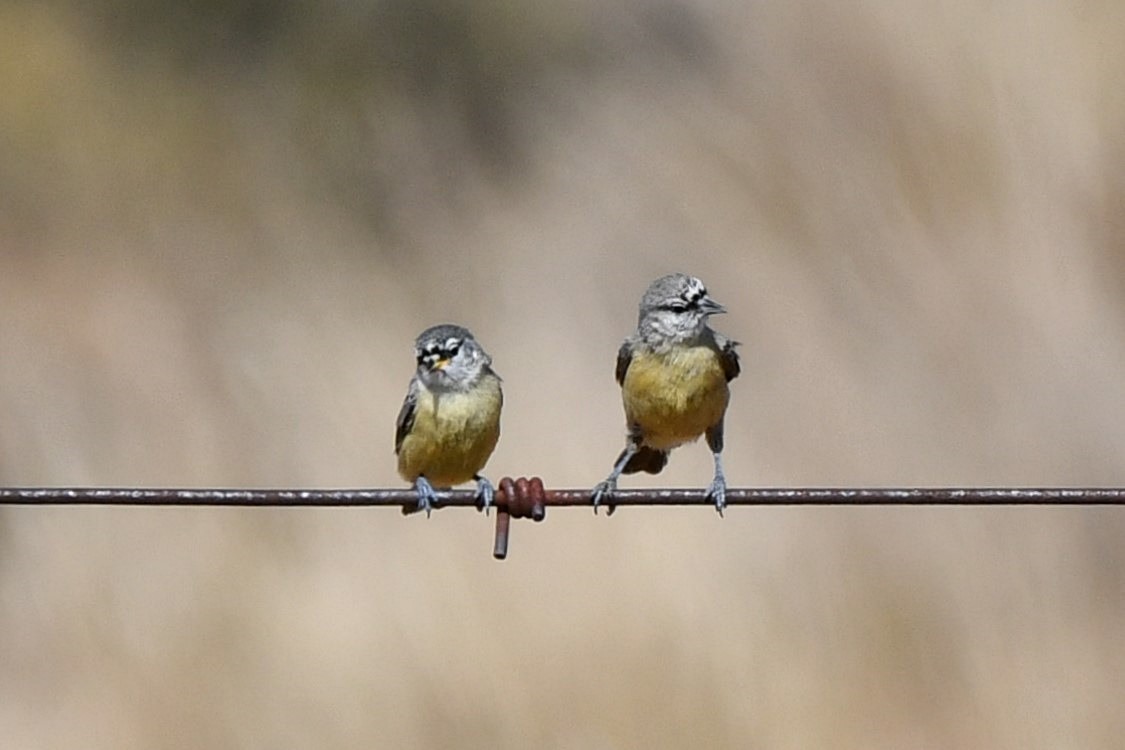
[397,382,502,487]
[623,346,729,450]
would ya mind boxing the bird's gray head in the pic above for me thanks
[637,273,727,344]
[413,324,492,391]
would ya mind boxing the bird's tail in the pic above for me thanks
[621,445,668,475]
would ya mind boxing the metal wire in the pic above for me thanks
[6,484,1122,559]
[3,486,1125,506]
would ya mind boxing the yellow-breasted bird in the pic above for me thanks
[396,324,503,517]
[592,274,740,515]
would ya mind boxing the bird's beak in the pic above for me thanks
[699,295,727,315]
[432,358,451,371]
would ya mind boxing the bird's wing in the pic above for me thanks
[614,341,634,386]
[716,333,741,382]
[394,379,420,454]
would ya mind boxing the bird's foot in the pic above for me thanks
[591,479,618,516]
[413,476,440,518]
[705,475,727,517]
[474,475,494,515]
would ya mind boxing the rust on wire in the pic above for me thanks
[492,477,547,560]
[3,482,1124,560]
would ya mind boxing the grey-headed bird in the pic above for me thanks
[396,324,502,516]
[592,274,740,515]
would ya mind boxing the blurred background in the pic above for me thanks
[2,0,1125,747]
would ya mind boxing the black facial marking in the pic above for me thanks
[662,283,707,313]
[417,337,464,367]
[684,280,706,304]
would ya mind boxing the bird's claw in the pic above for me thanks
[591,480,618,516]
[413,476,440,518]
[706,476,727,517]
[474,475,494,515]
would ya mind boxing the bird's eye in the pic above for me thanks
[445,339,462,356]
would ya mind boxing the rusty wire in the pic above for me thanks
[3,483,1124,559]
[6,486,1125,506]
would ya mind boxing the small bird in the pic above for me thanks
[395,324,503,517]
[592,274,740,515]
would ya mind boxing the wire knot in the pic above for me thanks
[492,476,547,560]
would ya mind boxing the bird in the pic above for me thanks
[395,324,503,517]
[591,273,740,515]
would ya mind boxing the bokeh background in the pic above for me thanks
[2,0,1125,747]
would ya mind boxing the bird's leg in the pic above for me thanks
[706,452,728,517]
[473,474,494,515]
[413,476,440,518]
[705,422,727,516]
[592,435,639,516]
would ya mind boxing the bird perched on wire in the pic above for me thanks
[396,324,503,517]
[591,273,740,515]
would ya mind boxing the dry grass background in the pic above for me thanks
[2,1,1125,747]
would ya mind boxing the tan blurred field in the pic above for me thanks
[2,1,1125,748]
